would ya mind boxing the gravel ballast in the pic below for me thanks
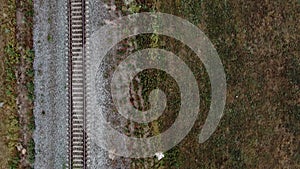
[33,0,68,168]
[33,0,130,168]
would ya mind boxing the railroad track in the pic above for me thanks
[68,0,88,168]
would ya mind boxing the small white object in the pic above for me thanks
[108,152,116,160]
[103,4,109,9]
[155,152,164,160]
[0,102,3,108]
[124,0,134,5]
[111,5,116,11]
[21,148,27,155]
[108,149,116,160]
[16,144,23,151]
[103,19,115,25]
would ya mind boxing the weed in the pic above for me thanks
[26,69,34,78]
[27,111,35,132]
[26,81,34,102]
[4,43,20,65]
[8,156,20,169]
[62,163,67,169]
[25,49,34,62]
[47,34,53,42]
[27,139,35,164]
[158,146,181,168]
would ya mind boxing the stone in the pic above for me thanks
[155,152,164,160]
[21,148,27,155]
[0,102,4,108]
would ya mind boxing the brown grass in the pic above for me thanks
[157,0,299,168]
[0,0,20,168]
[112,0,300,168]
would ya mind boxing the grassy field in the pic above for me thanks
[0,0,34,168]
[111,0,299,168]
[158,0,299,168]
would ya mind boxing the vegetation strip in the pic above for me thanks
[0,0,34,168]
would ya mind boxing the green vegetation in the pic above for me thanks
[27,139,35,164]
[8,156,21,169]
[0,0,35,168]
[0,1,21,168]
[159,146,181,168]
[47,34,53,42]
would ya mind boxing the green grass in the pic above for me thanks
[8,156,20,169]
[4,44,20,65]
[2,40,21,169]
[158,147,181,168]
